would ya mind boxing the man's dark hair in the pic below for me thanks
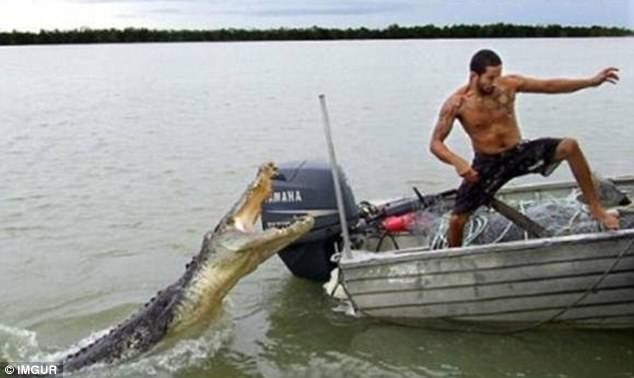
[470,49,502,74]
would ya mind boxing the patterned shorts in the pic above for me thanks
[453,138,563,214]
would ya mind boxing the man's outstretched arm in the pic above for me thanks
[429,95,479,183]
[507,67,620,94]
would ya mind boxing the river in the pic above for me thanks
[1,38,633,377]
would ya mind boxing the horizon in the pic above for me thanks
[2,23,634,34]
[1,0,633,33]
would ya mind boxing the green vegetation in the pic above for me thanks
[1,23,632,46]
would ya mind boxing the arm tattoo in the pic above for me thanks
[432,98,458,141]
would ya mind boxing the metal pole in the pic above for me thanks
[318,94,352,260]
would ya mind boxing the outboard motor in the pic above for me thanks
[262,160,358,282]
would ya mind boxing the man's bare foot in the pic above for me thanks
[591,208,620,230]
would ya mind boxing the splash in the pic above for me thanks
[1,324,40,362]
[0,309,234,377]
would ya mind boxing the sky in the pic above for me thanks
[1,0,633,32]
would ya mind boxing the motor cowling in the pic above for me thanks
[262,160,358,282]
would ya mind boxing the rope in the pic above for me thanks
[490,218,514,244]
[332,257,362,315]
[430,214,488,249]
[519,200,529,240]
[500,237,634,334]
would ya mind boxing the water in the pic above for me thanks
[1,38,633,377]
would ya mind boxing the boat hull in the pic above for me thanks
[341,229,634,329]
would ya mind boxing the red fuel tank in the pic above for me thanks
[381,213,415,233]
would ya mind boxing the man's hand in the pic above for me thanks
[455,162,479,183]
[591,67,620,87]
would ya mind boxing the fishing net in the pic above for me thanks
[409,191,634,250]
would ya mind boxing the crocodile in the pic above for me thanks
[57,162,314,373]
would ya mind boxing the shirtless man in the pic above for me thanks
[430,49,620,248]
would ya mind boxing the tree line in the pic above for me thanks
[1,23,632,46]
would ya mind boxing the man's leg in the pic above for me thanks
[553,138,619,230]
[448,212,471,247]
